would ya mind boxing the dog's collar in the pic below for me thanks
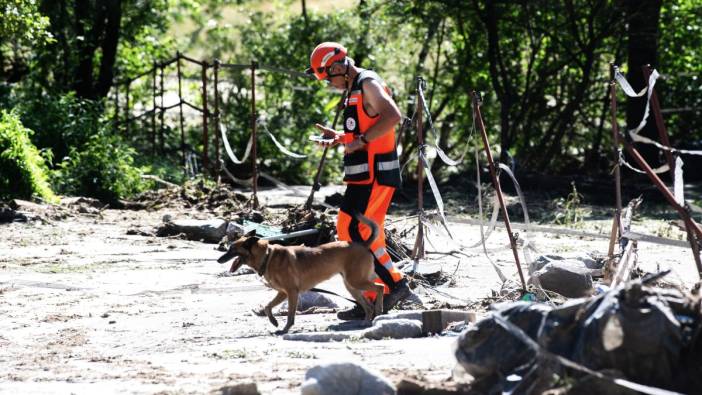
[256,248,271,276]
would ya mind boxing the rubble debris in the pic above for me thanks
[8,199,69,222]
[226,220,283,240]
[278,206,336,245]
[421,310,476,335]
[0,204,27,223]
[125,227,155,237]
[156,218,227,243]
[62,196,104,209]
[396,378,471,395]
[455,279,702,394]
[385,227,413,262]
[129,178,247,215]
[301,362,396,395]
[402,260,451,286]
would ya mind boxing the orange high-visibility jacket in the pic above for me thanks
[342,70,401,188]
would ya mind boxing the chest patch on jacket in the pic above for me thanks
[345,117,356,131]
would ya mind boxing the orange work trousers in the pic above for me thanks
[337,182,404,299]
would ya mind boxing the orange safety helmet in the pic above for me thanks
[305,42,347,80]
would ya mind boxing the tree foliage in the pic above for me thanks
[0,110,57,202]
[1,0,701,201]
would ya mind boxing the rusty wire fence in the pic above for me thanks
[110,52,316,192]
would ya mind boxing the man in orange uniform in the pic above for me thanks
[306,42,413,320]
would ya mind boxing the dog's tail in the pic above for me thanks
[353,212,380,249]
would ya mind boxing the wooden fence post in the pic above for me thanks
[250,60,259,207]
[176,52,186,175]
[201,60,210,176]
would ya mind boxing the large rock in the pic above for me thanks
[530,253,603,274]
[301,362,395,395]
[218,382,260,395]
[156,218,227,243]
[529,260,593,298]
[363,318,423,340]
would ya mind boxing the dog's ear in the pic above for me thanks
[242,236,260,250]
[244,229,257,238]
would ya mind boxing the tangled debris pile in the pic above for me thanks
[277,205,337,245]
[455,277,702,394]
[130,179,248,215]
[1,197,106,223]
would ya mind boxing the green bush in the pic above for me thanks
[53,131,149,203]
[0,110,57,202]
[16,92,103,167]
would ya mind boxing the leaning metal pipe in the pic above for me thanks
[472,91,526,291]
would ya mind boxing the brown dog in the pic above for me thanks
[217,213,384,334]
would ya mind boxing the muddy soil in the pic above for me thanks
[1,185,698,394]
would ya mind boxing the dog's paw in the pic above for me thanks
[252,307,266,317]
[274,328,289,335]
[267,314,279,327]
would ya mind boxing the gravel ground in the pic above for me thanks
[1,185,698,394]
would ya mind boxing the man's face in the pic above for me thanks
[324,63,346,90]
[326,74,346,90]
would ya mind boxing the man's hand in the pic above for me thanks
[345,137,365,153]
[314,123,342,147]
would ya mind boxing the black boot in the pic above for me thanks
[382,278,412,313]
[336,304,366,321]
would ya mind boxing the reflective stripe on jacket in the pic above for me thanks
[342,70,401,188]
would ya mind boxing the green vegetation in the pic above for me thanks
[553,182,587,229]
[53,131,149,204]
[0,110,57,202]
[1,1,701,201]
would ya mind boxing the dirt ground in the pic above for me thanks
[1,185,699,394]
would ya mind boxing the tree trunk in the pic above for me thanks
[72,0,122,99]
[301,0,308,31]
[625,0,662,169]
[95,0,121,98]
[481,0,516,163]
[72,0,95,97]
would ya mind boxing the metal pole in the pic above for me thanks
[412,77,426,261]
[642,64,675,179]
[176,52,186,175]
[622,142,702,277]
[151,63,157,157]
[610,69,702,276]
[159,63,165,153]
[213,59,221,182]
[608,73,624,258]
[251,60,259,208]
[201,60,210,176]
[304,93,346,210]
[472,91,527,290]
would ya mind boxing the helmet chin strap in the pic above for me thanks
[327,58,349,79]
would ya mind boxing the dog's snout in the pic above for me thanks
[217,247,238,264]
